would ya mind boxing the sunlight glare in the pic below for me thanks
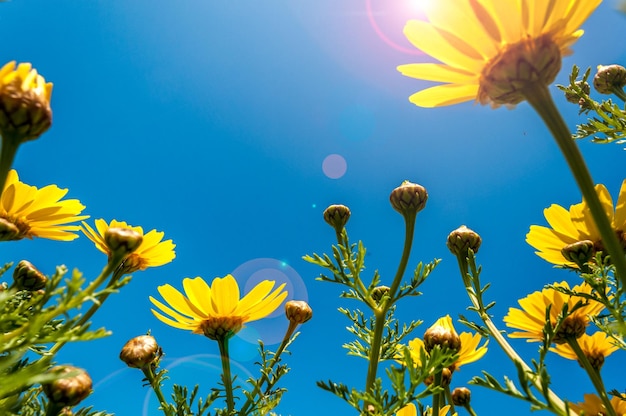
[409,0,435,14]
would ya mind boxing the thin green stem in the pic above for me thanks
[455,254,572,416]
[217,336,235,414]
[142,365,172,416]
[0,137,19,199]
[431,371,443,416]
[45,257,126,357]
[239,322,298,415]
[444,384,455,415]
[611,86,626,102]
[364,213,416,394]
[522,84,626,289]
[566,337,616,416]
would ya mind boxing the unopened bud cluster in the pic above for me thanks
[389,181,428,217]
[285,300,313,325]
[452,387,471,406]
[594,64,626,94]
[561,240,595,265]
[104,227,143,260]
[323,204,351,232]
[42,366,92,407]
[371,286,390,303]
[564,80,590,104]
[13,260,47,291]
[447,225,481,257]
[423,317,461,353]
[120,335,162,369]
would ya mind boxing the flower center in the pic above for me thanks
[553,315,586,344]
[478,34,562,106]
[197,316,245,340]
[0,213,30,240]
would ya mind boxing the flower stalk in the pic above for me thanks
[216,335,235,413]
[522,83,626,289]
[566,337,616,416]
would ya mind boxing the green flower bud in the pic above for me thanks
[561,240,595,265]
[104,227,143,260]
[452,387,471,406]
[564,80,590,103]
[389,181,428,218]
[42,366,92,407]
[323,204,351,232]
[285,300,313,324]
[593,64,626,94]
[120,335,162,369]
[423,316,461,353]
[447,225,481,257]
[13,260,47,291]
[371,285,390,303]
[0,217,19,241]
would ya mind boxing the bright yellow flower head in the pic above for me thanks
[401,316,487,371]
[504,281,605,343]
[550,331,619,369]
[81,219,176,273]
[0,61,53,142]
[397,0,601,107]
[571,393,626,416]
[149,275,288,340]
[0,169,88,241]
[396,403,457,416]
[527,180,626,268]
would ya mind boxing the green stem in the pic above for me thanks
[431,371,443,416]
[364,213,416,394]
[238,322,298,415]
[611,86,626,102]
[217,336,235,414]
[444,385,455,415]
[142,365,172,416]
[455,255,572,416]
[465,404,478,416]
[566,337,616,416]
[0,136,19,199]
[522,84,626,289]
[45,257,126,357]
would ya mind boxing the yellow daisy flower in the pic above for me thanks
[400,316,487,372]
[0,169,88,241]
[149,274,288,340]
[0,61,53,142]
[504,281,605,343]
[396,403,457,416]
[571,393,626,416]
[405,332,487,371]
[526,180,626,268]
[551,332,619,369]
[397,0,601,107]
[81,219,175,273]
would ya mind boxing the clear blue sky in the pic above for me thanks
[2,1,625,415]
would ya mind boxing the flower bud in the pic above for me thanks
[104,227,143,260]
[452,387,471,406]
[42,366,92,407]
[554,315,586,344]
[389,180,428,217]
[0,217,19,241]
[285,300,313,324]
[423,316,461,353]
[593,64,626,94]
[424,367,452,387]
[561,240,595,265]
[13,260,47,291]
[323,204,350,231]
[564,81,590,104]
[371,285,390,303]
[0,62,53,143]
[447,225,481,257]
[120,335,162,369]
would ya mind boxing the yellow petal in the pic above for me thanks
[408,84,479,107]
[397,63,476,83]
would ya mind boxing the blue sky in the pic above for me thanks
[2,1,625,415]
